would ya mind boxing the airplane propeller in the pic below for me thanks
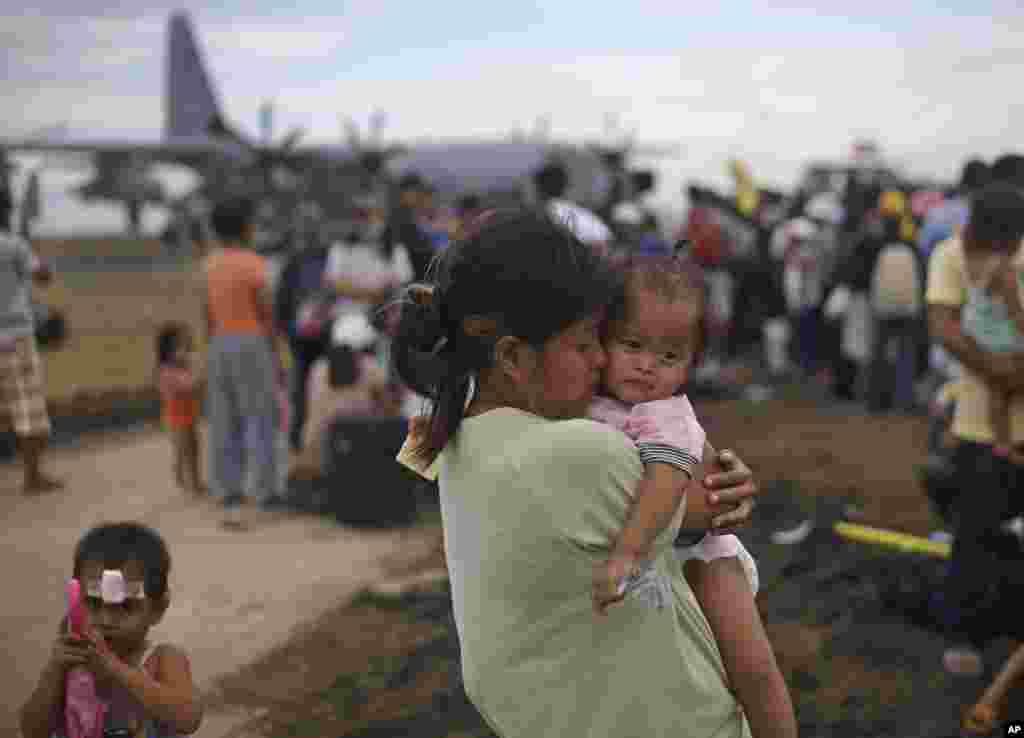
[342,113,406,179]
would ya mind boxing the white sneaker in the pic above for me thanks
[770,519,814,545]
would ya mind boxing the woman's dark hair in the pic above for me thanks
[968,183,1024,246]
[73,522,172,601]
[391,209,619,465]
[604,253,708,370]
[156,322,187,366]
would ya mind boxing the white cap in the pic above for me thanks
[611,202,644,225]
[332,312,378,350]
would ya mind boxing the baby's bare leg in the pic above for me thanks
[171,430,186,489]
[685,557,796,738]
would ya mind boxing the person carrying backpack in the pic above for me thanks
[865,191,926,412]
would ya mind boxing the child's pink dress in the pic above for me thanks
[588,394,759,595]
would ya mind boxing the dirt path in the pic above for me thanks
[1,424,439,737]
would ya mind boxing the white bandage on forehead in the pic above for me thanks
[84,569,146,604]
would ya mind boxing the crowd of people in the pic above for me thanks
[5,145,1024,736]
[679,151,1024,732]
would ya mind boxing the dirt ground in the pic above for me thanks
[8,393,1021,738]
[205,393,1024,738]
[0,421,445,738]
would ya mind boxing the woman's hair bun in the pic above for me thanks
[391,283,453,397]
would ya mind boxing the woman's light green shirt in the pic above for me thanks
[437,408,751,738]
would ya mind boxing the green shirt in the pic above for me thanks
[438,408,751,738]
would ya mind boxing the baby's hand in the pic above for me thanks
[592,551,641,616]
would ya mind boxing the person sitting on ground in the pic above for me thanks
[290,313,403,478]
[927,183,1024,677]
[18,522,203,738]
[155,323,205,495]
[393,209,767,738]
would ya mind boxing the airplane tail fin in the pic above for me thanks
[165,12,225,140]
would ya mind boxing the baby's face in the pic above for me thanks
[603,288,699,405]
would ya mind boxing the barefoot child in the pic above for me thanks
[156,323,205,494]
[19,522,204,737]
[396,257,795,738]
[588,254,793,738]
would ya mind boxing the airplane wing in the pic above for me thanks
[0,134,253,171]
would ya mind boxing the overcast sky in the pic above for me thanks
[3,1,1023,234]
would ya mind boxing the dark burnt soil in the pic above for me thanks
[211,394,1024,738]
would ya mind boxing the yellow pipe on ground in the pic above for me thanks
[834,521,951,559]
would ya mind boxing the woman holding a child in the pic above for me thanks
[392,210,793,738]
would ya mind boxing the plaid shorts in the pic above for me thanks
[0,335,51,437]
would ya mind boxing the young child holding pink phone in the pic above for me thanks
[19,523,203,738]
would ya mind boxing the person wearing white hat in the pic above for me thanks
[289,312,403,477]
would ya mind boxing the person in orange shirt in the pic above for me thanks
[201,198,284,530]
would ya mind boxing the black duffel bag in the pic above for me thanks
[33,300,67,351]
[324,415,420,528]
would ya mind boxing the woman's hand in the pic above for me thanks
[702,449,758,534]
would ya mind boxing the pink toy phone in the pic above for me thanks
[64,578,107,738]
[66,578,87,638]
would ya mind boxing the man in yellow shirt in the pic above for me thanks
[925,185,1024,675]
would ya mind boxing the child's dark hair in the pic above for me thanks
[210,197,255,242]
[73,522,172,601]
[391,209,619,465]
[968,183,1024,247]
[157,322,188,366]
[605,253,708,366]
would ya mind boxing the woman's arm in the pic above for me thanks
[685,557,797,738]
